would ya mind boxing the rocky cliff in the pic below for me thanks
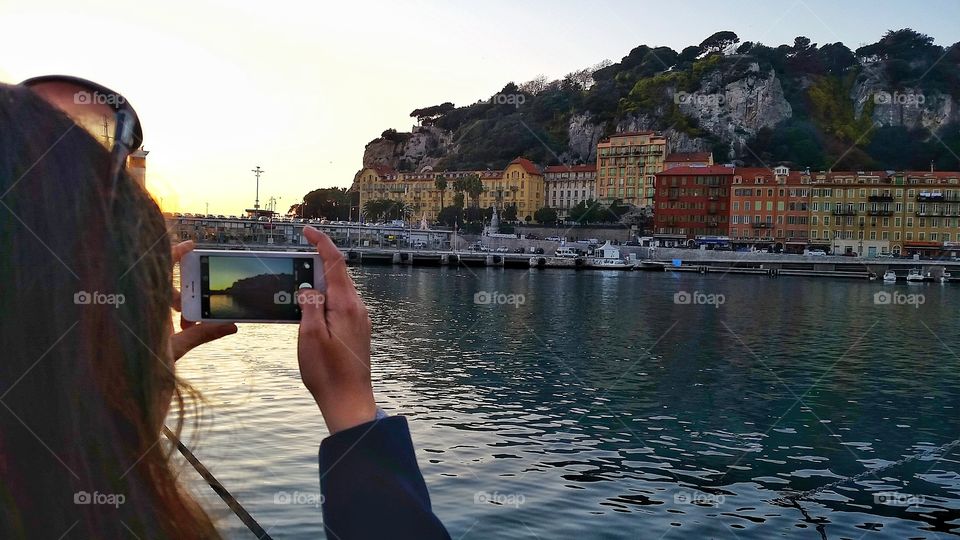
[361,30,960,174]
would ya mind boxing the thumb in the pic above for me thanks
[298,289,328,337]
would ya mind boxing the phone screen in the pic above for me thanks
[199,255,315,320]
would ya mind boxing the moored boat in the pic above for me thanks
[882,270,897,282]
[906,268,928,282]
[587,241,632,270]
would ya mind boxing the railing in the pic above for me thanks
[751,222,773,229]
[868,195,894,202]
[867,209,893,216]
[917,210,960,217]
[917,193,960,202]
[832,208,857,216]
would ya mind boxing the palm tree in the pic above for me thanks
[434,176,448,211]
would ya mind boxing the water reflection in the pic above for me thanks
[176,266,960,539]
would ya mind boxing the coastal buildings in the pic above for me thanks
[596,131,668,208]
[544,164,596,219]
[653,166,960,257]
[354,157,544,222]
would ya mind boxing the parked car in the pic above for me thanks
[412,241,427,249]
[495,246,509,253]
[545,236,562,241]
[534,247,545,254]
[515,247,526,253]
[807,249,827,256]
[876,253,895,258]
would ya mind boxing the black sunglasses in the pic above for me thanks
[19,75,143,202]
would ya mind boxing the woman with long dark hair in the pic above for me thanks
[0,80,448,539]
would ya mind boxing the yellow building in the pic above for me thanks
[596,131,668,208]
[354,157,545,223]
[805,170,960,256]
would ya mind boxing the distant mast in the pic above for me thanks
[252,166,265,210]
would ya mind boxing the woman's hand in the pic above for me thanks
[170,241,237,361]
[297,227,377,434]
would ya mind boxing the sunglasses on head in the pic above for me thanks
[19,75,143,202]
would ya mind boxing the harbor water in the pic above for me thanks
[173,266,960,539]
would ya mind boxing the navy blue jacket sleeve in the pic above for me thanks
[319,416,451,540]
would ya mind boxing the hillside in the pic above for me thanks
[361,29,960,174]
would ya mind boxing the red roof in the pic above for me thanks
[543,164,596,174]
[607,130,655,137]
[509,157,542,175]
[666,152,712,163]
[656,165,736,176]
[371,164,396,176]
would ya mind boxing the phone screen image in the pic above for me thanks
[200,255,314,321]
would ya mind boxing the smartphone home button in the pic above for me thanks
[299,282,312,289]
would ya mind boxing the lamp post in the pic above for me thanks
[252,166,264,212]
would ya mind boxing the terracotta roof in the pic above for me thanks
[509,157,542,175]
[666,152,712,163]
[656,165,736,176]
[543,164,597,174]
[371,164,396,176]
[607,130,655,137]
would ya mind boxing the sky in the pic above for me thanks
[2,0,959,215]
[208,256,291,290]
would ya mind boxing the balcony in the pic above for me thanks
[832,208,857,216]
[917,210,960,217]
[868,195,894,202]
[917,193,960,202]
[751,222,772,229]
[867,208,893,216]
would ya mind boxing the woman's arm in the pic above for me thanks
[319,415,451,539]
[296,227,450,539]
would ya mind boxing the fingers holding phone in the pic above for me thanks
[297,226,376,433]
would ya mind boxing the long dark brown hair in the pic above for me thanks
[0,83,218,537]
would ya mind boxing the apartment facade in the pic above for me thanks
[728,166,811,252]
[653,165,733,245]
[543,164,596,219]
[596,131,668,208]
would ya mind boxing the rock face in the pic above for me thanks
[852,64,958,131]
[362,125,453,172]
[677,65,793,149]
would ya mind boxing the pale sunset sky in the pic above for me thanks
[2,0,958,214]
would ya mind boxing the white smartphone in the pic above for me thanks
[180,250,326,323]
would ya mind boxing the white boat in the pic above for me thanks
[882,270,897,282]
[587,241,632,270]
[906,268,928,282]
[941,271,952,283]
[554,247,578,258]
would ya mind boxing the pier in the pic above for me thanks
[191,242,960,281]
